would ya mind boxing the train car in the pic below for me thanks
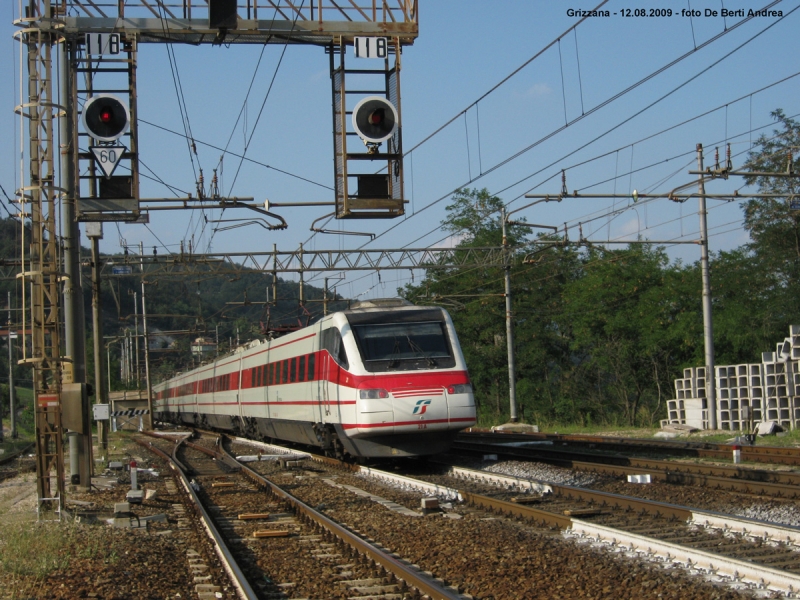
[153,299,476,458]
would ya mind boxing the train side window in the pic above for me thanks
[308,353,315,380]
[299,356,306,382]
[322,328,349,370]
[282,360,289,384]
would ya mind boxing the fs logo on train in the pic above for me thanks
[412,399,432,415]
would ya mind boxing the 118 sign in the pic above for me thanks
[354,37,388,59]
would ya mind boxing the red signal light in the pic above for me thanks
[368,108,384,125]
[81,94,130,142]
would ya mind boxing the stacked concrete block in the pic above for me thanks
[714,364,763,431]
[793,325,800,360]
[667,367,707,428]
[664,325,800,431]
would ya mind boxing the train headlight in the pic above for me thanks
[359,388,389,399]
[447,384,472,394]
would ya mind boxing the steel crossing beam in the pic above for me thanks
[53,1,419,45]
[5,246,509,280]
[98,246,508,277]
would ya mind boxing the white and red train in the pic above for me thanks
[153,300,477,458]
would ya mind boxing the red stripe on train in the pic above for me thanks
[341,417,477,430]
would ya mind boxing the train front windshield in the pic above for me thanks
[349,312,457,372]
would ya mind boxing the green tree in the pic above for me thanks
[560,244,690,426]
[737,110,800,331]
[402,188,582,424]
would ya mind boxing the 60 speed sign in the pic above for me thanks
[89,146,125,178]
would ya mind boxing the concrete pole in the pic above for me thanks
[7,293,16,439]
[134,292,140,389]
[141,283,154,429]
[125,331,131,385]
[697,143,717,430]
[90,233,108,451]
[59,39,92,485]
[501,209,518,423]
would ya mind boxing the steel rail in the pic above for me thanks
[448,465,694,522]
[461,429,800,466]
[449,465,800,594]
[135,436,258,600]
[213,436,800,595]
[0,443,35,467]
[217,439,466,600]
[452,440,800,498]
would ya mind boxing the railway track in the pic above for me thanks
[461,429,800,466]
[141,431,469,599]
[451,438,800,499]
[435,464,800,593]
[0,444,35,485]
[224,435,800,598]
[134,428,800,597]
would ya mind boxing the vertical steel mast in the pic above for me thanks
[15,0,67,516]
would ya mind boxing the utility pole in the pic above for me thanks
[87,223,108,451]
[134,291,140,388]
[500,197,562,424]
[7,293,16,439]
[141,283,153,429]
[60,38,93,488]
[500,208,518,423]
[697,144,718,430]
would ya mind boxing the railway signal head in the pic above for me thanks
[82,94,130,142]
[352,96,398,144]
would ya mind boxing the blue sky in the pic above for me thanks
[2,1,799,301]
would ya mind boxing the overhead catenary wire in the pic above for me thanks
[336,110,798,300]
[303,0,613,247]
[137,119,333,191]
[313,98,799,305]
[203,0,307,254]
[356,2,788,252]
[392,99,800,255]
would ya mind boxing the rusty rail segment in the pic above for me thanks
[461,430,800,465]
[217,437,465,600]
[453,440,800,498]
[460,492,573,529]
[134,435,259,600]
[0,443,35,467]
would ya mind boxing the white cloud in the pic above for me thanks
[520,83,552,98]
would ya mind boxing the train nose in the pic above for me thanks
[444,383,477,427]
[354,386,395,436]
[391,386,448,432]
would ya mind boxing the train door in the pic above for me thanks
[264,345,272,422]
[318,323,333,421]
[236,353,243,428]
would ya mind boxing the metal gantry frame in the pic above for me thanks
[13,0,418,512]
[330,36,405,218]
